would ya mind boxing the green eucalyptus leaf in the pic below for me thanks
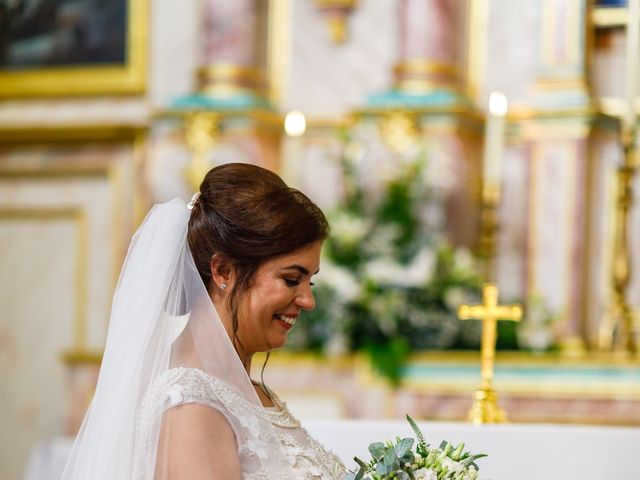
[400,450,415,465]
[395,437,414,458]
[461,453,488,469]
[369,442,386,458]
[375,462,392,475]
[383,447,397,466]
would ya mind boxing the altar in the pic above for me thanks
[304,419,640,480]
[261,351,640,426]
[25,420,640,480]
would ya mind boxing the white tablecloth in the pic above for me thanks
[25,420,640,480]
[305,420,640,480]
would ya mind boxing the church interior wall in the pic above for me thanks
[1,1,640,478]
[284,0,397,117]
[0,130,143,479]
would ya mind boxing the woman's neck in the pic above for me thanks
[242,353,253,376]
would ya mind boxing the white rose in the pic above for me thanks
[441,457,463,472]
[444,287,470,311]
[401,247,436,287]
[413,468,438,480]
[330,213,370,246]
[363,258,405,284]
[317,262,361,302]
[453,247,475,272]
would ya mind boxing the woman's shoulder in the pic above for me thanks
[137,367,257,445]
[146,366,246,409]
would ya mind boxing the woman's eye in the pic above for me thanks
[310,282,315,287]
[284,278,300,287]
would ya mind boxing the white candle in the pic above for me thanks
[282,110,306,187]
[482,92,509,190]
[623,0,640,134]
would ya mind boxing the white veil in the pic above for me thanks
[61,198,295,479]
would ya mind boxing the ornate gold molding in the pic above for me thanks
[267,0,293,105]
[61,348,103,366]
[463,0,488,102]
[314,0,358,44]
[393,60,460,94]
[198,64,267,97]
[0,124,146,144]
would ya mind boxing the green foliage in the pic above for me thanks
[365,338,410,387]
[287,126,513,385]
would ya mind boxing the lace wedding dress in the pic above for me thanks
[138,367,346,480]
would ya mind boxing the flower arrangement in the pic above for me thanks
[345,415,487,480]
[286,123,490,384]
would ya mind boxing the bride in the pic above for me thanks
[61,163,346,479]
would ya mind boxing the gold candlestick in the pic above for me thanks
[599,134,638,354]
[458,283,522,424]
[599,0,640,354]
[479,184,500,283]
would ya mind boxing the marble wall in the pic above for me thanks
[0,138,139,479]
[284,0,397,117]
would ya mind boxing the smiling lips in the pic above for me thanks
[274,313,297,328]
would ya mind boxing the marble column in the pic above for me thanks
[518,0,591,350]
[390,0,479,248]
[531,0,590,108]
[198,0,267,96]
[394,0,462,95]
[158,0,281,197]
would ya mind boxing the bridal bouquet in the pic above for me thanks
[345,416,486,480]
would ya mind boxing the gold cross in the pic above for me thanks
[458,283,522,391]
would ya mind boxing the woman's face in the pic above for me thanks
[236,241,322,355]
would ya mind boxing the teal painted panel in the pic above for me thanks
[170,93,274,111]
[367,89,463,108]
[404,363,640,382]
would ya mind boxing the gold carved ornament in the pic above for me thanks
[314,0,358,44]
[183,113,220,191]
[379,111,420,154]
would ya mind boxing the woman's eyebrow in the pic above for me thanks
[281,265,320,275]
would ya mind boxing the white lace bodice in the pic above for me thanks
[136,367,345,480]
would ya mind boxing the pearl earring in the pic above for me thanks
[221,283,227,290]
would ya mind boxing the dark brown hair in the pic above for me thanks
[187,163,329,361]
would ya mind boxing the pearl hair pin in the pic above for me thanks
[187,192,201,210]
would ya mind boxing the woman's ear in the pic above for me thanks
[210,253,234,293]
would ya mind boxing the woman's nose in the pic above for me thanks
[295,284,316,311]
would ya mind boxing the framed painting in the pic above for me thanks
[0,0,147,97]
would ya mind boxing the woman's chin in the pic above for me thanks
[265,333,290,351]
[268,338,288,351]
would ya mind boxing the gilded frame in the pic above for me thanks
[0,0,148,97]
